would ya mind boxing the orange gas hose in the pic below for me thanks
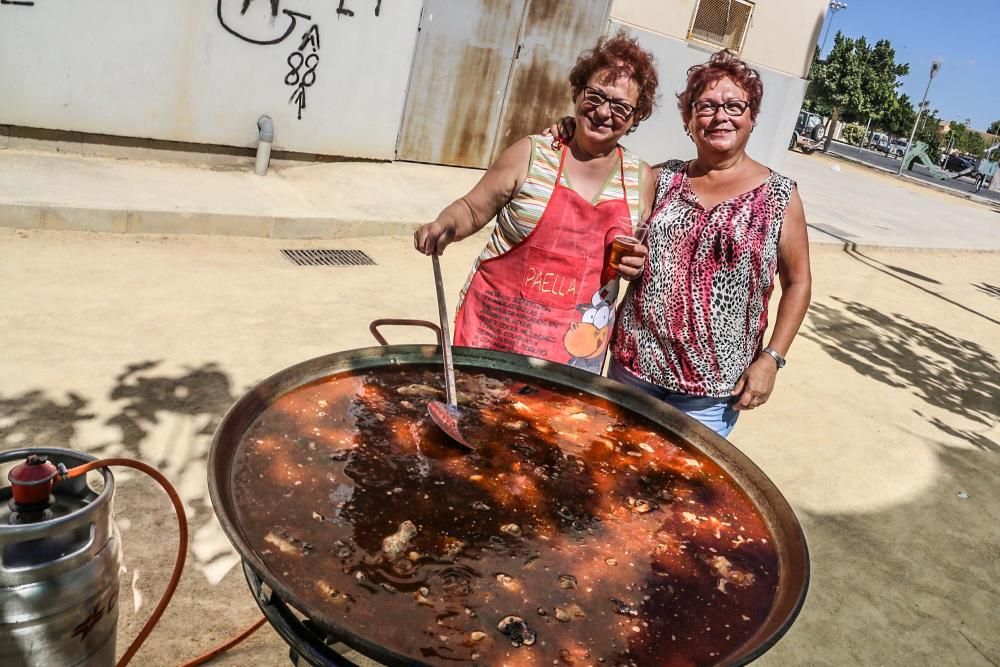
[64,458,188,667]
[178,615,267,667]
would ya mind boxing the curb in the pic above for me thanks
[0,203,423,240]
[5,202,999,253]
[806,231,1000,255]
[815,146,1000,209]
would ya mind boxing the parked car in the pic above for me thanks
[868,132,890,153]
[888,139,908,158]
[789,111,825,154]
[943,154,976,173]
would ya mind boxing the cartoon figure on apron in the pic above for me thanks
[564,281,618,372]
[453,145,632,373]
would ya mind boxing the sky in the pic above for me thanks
[817,0,998,131]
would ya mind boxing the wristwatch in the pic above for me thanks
[761,347,786,369]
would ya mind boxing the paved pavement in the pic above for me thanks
[823,140,1000,205]
[3,145,1000,250]
[0,144,998,665]
[1,229,996,666]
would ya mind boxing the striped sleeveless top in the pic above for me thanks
[459,135,642,304]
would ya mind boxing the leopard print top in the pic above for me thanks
[610,160,796,397]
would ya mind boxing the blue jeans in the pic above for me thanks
[608,358,739,438]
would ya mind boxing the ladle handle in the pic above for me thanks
[432,253,458,408]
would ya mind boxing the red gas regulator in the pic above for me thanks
[3,450,261,667]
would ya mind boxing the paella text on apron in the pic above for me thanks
[454,145,631,373]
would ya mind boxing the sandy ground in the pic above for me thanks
[1,223,997,665]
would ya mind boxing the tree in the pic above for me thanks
[914,109,943,163]
[880,93,916,138]
[988,120,1000,136]
[806,32,910,150]
[945,120,988,158]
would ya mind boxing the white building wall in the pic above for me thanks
[611,0,827,79]
[610,0,696,41]
[616,23,807,174]
[0,1,817,168]
[0,0,422,159]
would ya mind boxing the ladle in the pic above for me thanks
[427,253,473,450]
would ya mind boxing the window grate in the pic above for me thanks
[688,0,754,53]
[281,249,376,266]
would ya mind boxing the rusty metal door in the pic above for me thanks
[396,0,528,168]
[397,0,611,169]
[490,0,612,164]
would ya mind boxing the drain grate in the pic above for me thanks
[281,249,376,266]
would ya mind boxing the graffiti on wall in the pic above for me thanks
[336,0,383,17]
[217,0,311,46]
[217,0,383,121]
[286,24,320,119]
[218,0,382,43]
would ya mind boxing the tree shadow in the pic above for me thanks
[807,229,1000,327]
[800,297,999,450]
[781,442,1000,665]
[0,361,245,584]
[103,360,238,462]
[0,389,95,450]
[974,282,1000,299]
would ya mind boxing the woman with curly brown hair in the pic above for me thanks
[414,31,659,373]
[606,50,812,437]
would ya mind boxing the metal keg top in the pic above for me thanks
[8,455,61,507]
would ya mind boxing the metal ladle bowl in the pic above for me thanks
[426,253,473,449]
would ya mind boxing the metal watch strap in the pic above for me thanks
[762,347,786,369]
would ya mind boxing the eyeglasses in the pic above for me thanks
[691,100,750,117]
[581,86,635,120]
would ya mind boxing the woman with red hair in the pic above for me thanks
[414,31,659,374]
[608,50,812,437]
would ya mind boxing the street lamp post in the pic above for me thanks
[917,103,933,133]
[897,61,941,175]
[821,1,848,53]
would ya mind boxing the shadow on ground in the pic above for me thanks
[975,282,1000,299]
[801,297,999,452]
[0,389,95,450]
[784,441,1000,666]
[1,361,245,584]
[1,357,998,664]
[103,360,238,462]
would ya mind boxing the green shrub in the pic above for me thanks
[841,124,865,146]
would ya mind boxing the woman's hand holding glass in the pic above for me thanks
[609,218,649,281]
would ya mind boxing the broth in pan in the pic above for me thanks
[233,366,779,666]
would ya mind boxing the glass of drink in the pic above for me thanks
[609,218,649,272]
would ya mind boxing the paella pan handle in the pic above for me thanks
[368,319,442,347]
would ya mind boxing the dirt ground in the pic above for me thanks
[0,226,997,665]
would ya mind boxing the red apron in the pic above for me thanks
[454,145,631,373]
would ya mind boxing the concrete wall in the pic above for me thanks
[611,0,827,78]
[0,0,820,166]
[0,0,422,159]
[741,0,827,78]
[616,22,807,175]
[610,0,696,41]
